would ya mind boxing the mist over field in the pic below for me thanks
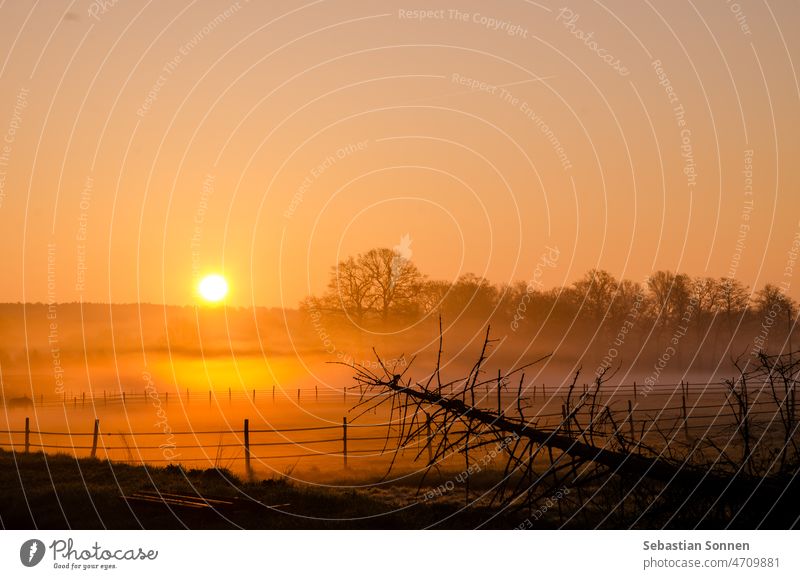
[1,0,798,533]
[1,282,790,404]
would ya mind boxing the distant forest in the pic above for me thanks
[0,247,795,378]
[301,247,797,369]
[305,246,796,325]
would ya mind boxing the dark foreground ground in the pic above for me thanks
[2,450,798,529]
[0,450,526,529]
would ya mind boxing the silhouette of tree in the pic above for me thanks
[496,281,528,319]
[308,252,798,357]
[417,280,451,315]
[692,277,722,324]
[359,248,424,320]
[322,247,423,320]
[716,277,750,331]
[647,270,692,328]
[443,273,497,315]
[609,278,646,324]
[328,256,376,321]
[754,283,796,319]
[573,269,618,321]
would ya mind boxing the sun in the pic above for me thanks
[198,274,228,303]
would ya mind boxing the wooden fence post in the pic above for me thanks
[497,369,502,416]
[228,388,232,403]
[24,417,30,454]
[165,392,169,405]
[122,392,126,405]
[633,381,638,400]
[628,400,635,446]
[209,390,212,404]
[90,419,99,459]
[315,385,318,401]
[342,416,348,468]
[252,389,255,403]
[244,418,251,478]
[272,385,275,401]
[682,393,689,438]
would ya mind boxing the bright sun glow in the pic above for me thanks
[198,274,228,302]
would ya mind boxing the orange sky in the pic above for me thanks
[0,0,798,307]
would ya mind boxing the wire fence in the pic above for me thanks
[0,416,406,471]
[1,379,794,474]
[0,379,749,410]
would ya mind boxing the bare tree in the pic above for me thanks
[608,278,645,324]
[417,279,451,315]
[692,277,721,324]
[754,283,796,319]
[328,256,376,321]
[715,277,750,333]
[647,270,691,329]
[359,248,423,320]
[443,273,498,316]
[322,247,423,320]
[572,269,618,321]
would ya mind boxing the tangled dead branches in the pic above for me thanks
[340,324,791,525]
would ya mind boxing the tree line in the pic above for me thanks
[302,247,797,336]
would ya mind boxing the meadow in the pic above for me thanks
[1,301,797,528]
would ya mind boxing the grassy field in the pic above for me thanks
[0,449,529,529]
[2,448,799,529]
